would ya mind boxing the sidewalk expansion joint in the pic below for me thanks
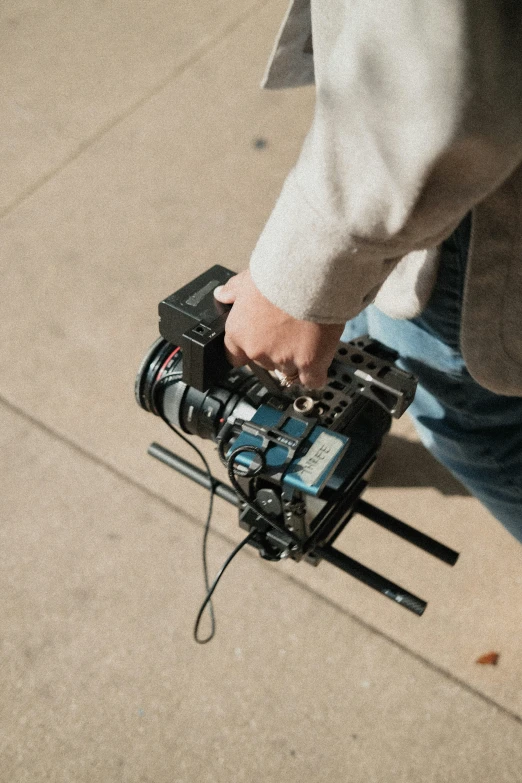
[0,0,272,222]
[1,391,521,728]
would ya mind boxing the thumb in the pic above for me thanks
[213,279,236,304]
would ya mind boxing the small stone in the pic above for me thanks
[253,137,268,150]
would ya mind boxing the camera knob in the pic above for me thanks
[293,396,316,416]
[256,488,283,517]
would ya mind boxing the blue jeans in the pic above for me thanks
[342,214,522,542]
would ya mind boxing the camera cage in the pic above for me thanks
[137,266,459,622]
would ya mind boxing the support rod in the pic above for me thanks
[354,499,459,566]
[315,544,427,615]
[148,442,239,506]
[148,443,454,617]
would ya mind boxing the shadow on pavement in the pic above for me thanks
[371,435,470,496]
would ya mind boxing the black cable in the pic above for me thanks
[160,418,300,643]
[159,424,271,643]
[193,530,256,643]
[217,430,232,466]
[160,417,218,642]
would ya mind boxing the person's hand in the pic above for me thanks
[214,270,344,389]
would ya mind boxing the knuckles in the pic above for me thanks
[225,317,328,376]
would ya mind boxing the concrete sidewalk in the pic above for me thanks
[1,1,521,781]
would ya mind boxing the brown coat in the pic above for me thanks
[250,0,522,395]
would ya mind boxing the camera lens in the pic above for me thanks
[135,337,180,415]
[135,338,258,441]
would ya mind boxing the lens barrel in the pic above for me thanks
[135,337,179,415]
[135,338,258,441]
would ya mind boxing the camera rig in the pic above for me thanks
[136,265,459,627]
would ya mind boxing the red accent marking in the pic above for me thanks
[158,347,181,380]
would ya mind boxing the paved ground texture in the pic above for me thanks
[1,2,521,781]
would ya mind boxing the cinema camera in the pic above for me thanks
[136,266,458,631]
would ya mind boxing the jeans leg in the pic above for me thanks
[342,215,522,542]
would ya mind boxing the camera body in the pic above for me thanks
[138,266,416,554]
[136,266,458,615]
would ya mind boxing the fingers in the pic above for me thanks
[223,334,249,367]
[214,271,338,389]
[213,276,238,305]
[225,331,280,372]
[299,368,328,389]
[215,275,242,364]
[278,363,300,377]
[225,342,328,389]
[226,329,328,388]
[297,358,330,390]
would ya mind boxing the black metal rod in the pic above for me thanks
[148,442,240,506]
[354,499,459,566]
[315,544,427,616]
[148,444,450,616]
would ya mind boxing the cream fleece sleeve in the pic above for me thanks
[249,0,522,323]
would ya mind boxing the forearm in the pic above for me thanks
[251,0,522,322]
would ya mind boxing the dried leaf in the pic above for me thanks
[476,652,499,666]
